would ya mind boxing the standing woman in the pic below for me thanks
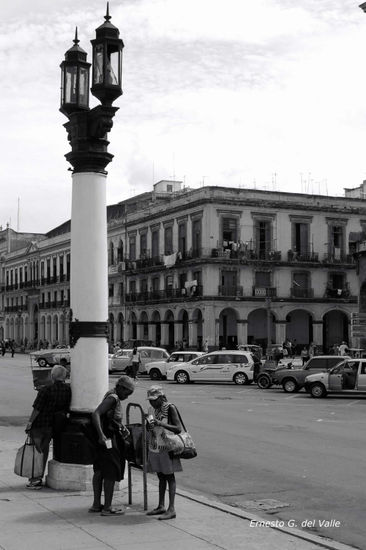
[146,386,182,520]
[90,375,135,516]
[131,346,140,379]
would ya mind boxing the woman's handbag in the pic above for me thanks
[170,406,197,459]
[14,436,44,478]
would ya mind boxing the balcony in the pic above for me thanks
[323,253,355,264]
[212,247,281,261]
[287,250,319,262]
[290,286,314,298]
[324,285,351,299]
[218,285,243,297]
[252,286,277,298]
[124,286,203,303]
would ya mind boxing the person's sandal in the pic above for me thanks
[26,480,42,490]
[146,507,166,516]
[100,507,125,516]
[88,506,103,513]
[158,510,176,520]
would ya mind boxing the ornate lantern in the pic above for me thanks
[60,28,91,116]
[91,3,124,106]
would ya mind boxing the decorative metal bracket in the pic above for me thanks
[69,320,109,348]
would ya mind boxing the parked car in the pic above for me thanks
[145,351,205,380]
[166,350,255,385]
[30,345,71,368]
[274,355,349,393]
[121,339,153,349]
[108,346,169,374]
[305,358,366,398]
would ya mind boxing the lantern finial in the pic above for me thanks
[74,27,80,46]
[105,2,111,22]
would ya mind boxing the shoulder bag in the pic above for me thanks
[169,405,197,459]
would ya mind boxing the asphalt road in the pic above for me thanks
[2,354,366,549]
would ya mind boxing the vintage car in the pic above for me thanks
[145,351,205,380]
[257,355,348,392]
[108,346,169,374]
[166,350,255,385]
[30,345,71,368]
[304,358,366,398]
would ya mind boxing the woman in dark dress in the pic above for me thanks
[146,386,183,520]
[90,375,135,516]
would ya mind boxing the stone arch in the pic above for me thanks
[53,314,59,345]
[164,310,175,349]
[178,309,189,347]
[129,311,137,340]
[140,311,149,340]
[151,310,161,347]
[219,307,239,349]
[109,312,115,343]
[247,307,276,350]
[191,308,203,350]
[285,309,314,352]
[117,312,124,343]
[323,309,349,353]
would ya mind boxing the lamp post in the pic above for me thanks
[47,4,124,490]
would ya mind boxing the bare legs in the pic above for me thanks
[146,473,176,519]
[91,472,116,512]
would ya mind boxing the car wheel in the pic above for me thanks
[149,368,162,381]
[37,358,48,368]
[175,370,189,384]
[282,378,299,393]
[257,373,272,389]
[310,383,327,398]
[233,372,248,385]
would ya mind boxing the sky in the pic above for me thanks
[1,0,366,233]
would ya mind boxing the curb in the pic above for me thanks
[174,486,357,550]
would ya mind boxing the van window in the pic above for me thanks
[234,355,248,364]
[216,354,233,363]
[151,350,164,359]
[196,355,216,365]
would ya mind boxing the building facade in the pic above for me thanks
[1,180,364,352]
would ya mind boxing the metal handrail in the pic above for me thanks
[126,402,148,510]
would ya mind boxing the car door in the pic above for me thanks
[112,350,131,370]
[328,364,344,391]
[190,354,218,380]
[201,354,232,381]
[357,362,366,391]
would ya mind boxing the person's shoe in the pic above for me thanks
[26,480,42,490]
[146,507,166,516]
[158,510,176,520]
[100,506,126,516]
[88,506,103,513]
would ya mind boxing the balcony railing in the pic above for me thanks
[323,253,355,264]
[290,286,314,298]
[218,285,243,297]
[124,286,203,303]
[212,248,281,261]
[287,251,319,262]
[324,286,351,299]
[252,286,277,297]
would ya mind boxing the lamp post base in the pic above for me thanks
[46,459,93,491]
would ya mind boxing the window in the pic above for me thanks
[192,219,202,254]
[117,240,124,261]
[164,226,173,255]
[108,241,114,265]
[195,355,217,365]
[165,275,173,295]
[152,230,159,258]
[292,223,309,256]
[179,273,187,290]
[130,280,136,293]
[221,270,237,287]
[255,271,271,287]
[305,358,327,370]
[222,218,238,245]
[255,220,272,258]
[129,236,136,261]
[140,232,147,256]
[178,223,187,256]
[140,279,148,292]
[108,284,114,298]
[329,273,345,289]
[152,277,160,291]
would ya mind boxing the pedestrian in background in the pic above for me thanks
[10,340,15,358]
[90,375,134,516]
[301,346,309,365]
[25,365,71,489]
[146,386,183,520]
[131,346,140,379]
[339,341,349,356]
[1,341,5,356]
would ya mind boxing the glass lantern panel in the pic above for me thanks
[79,67,89,107]
[65,66,78,104]
[106,47,120,85]
[60,68,64,107]
[93,44,104,84]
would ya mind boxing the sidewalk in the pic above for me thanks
[0,426,354,550]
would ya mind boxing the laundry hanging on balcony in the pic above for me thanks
[163,252,177,268]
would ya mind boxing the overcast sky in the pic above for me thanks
[1,0,366,233]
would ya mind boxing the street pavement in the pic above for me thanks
[0,424,355,550]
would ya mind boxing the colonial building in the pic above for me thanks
[1,180,364,352]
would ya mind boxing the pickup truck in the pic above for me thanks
[305,358,366,397]
[274,355,348,393]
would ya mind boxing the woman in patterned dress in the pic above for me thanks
[146,385,183,520]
